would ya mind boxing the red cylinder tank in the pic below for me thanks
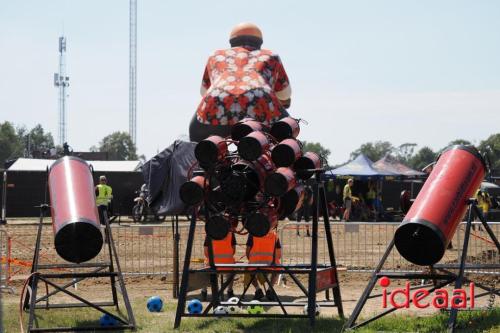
[238,131,270,161]
[231,118,263,141]
[270,117,300,142]
[394,145,486,266]
[49,157,103,263]
[279,185,305,218]
[271,138,302,167]
[179,175,207,206]
[195,135,228,168]
[264,167,297,197]
[294,151,322,180]
[245,208,278,237]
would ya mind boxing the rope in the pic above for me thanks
[462,226,496,246]
[18,272,40,333]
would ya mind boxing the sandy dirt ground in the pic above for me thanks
[1,218,499,318]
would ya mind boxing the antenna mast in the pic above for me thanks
[129,0,137,144]
[54,36,69,146]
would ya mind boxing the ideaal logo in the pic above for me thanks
[379,277,475,309]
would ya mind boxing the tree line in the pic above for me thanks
[1,121,498,172]
[300,137,499,172]
[0,121,138,165]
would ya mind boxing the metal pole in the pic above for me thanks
[26,205,46,331]
[104,211,119,309]
[103,210,136,328]
[344,238,396,329]
[204,206,220,310]
[307,176,319,326]
[447,203,474,332]
[174,210,197,328]
[319,182,344,318]
[129,0,137,144]
[173,215,180,298]
[1,170,7,223]
[473,204,500,251]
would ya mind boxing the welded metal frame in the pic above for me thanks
[344,200,500,333]
[174,170,344,328]
[23,206,136,332]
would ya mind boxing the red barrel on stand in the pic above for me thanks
[49,156,103,263]
[394,145,486,266]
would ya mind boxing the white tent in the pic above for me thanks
[7,158,142,172]
[481,181,500,190]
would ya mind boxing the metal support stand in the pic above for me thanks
[23,206,136,332]
[173,170,343,329]
[344,200,500,332]
[172,215,180,299]
[0,170,7,224]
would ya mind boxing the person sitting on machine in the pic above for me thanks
[201,232,236,301]
[245,230,282,301]
[189,22,292,142]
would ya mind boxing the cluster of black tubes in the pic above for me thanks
[179,117,322,240]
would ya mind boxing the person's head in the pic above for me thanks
[99,175,107,184]
[229,22,263,49]
[348,178,354,187]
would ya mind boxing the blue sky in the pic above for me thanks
[1,0,499,164]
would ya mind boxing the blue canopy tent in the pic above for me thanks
[325,154,401,221]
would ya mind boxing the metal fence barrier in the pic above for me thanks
[0,228,14,293]
[279,221,500,274]
[5,221,499,280]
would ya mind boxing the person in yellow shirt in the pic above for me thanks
[474,189,491,231]
[342,179,354,221]
[366,182,377,219]
[476,189,491,218]
[95,175,113,224]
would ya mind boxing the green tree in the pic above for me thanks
[301,141,331,161]
[350,141,394,162]
[478,133,500,170]
[25,124,55,157]
[0,122,23,165]
[395,143,417,164]
[439,139,473,153]
[409,146,437,171]
[97,132,138,160]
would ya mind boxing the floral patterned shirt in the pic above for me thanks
[196,47,291,126]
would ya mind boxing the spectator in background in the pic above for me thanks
[342,179,354,221]
[474,189,492,231]
[95,175,113,224]
[296,185,313,236]
[366,182,377,220]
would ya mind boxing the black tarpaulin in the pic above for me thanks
[142,140,197,215]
